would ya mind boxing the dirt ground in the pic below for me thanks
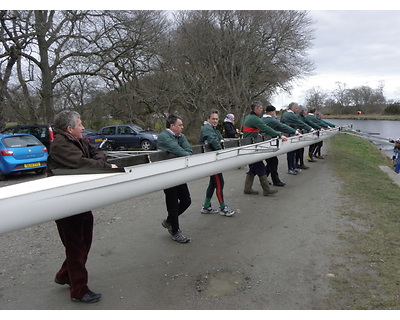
[0,142,347,310]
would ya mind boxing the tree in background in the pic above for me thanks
[304,81,387,115]
[146,10,315,137]
[0,10,167,126]
[1,10,315,136]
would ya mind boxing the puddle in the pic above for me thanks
[195,269,249,297]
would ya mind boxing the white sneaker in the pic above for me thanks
[220,206,235,217]
[201,206,219,214]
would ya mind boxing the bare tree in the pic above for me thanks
[0,10,168,127]
[305,86,328,109]
[156,10,315,132]
[0,11,36,129]
[347,85,386,113]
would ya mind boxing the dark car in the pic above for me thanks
[97,124,159,151]
[0,133,48,180]
[2,124,54,150]
[2,124,104,148]
[82,128,104,146]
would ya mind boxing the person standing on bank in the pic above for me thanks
[313,112,336,159]
[262,105,298,187]
[303,107,326,162]
[223,113,240,138]
[157,114,192,243]
[200,110,235,216]
[280,102,313,174]
[47,110,118,303]
[243,101,288,196]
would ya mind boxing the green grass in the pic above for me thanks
[327,134,400,309]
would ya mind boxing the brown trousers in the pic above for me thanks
[55,211,93,299]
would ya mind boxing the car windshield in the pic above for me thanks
[131,125,145,132]
[2,136,42,148]
[83,129,97,135]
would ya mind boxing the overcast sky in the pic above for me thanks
[271,10,400,108]
[8,4,400,109]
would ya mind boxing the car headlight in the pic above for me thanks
[153,135,158,139]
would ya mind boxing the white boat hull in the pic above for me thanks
[0,128,339,235]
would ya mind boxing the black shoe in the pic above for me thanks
[162,219,174,235]
[71,290,102,303]
[54,278,69,286]
[273,181,286,187]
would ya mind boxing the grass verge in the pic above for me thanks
[327,133,400,309]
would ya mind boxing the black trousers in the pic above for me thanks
[163,184,191,234]
[287,150,296,170]
[314,141,323,156]
[296,148,305,166]
[265,156,280,184]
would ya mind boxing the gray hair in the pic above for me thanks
[250,101,263,111]
[54,110,81,131]
[288,102,299,110]
[299,107,308,114]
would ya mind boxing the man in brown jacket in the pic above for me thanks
[47,110,117,303]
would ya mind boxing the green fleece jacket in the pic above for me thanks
[262,115,296,135]
[320,119,336,127]
[300,113,321,129]
[280,110,312,132]
[243,112,281,139]
[200,122,223,151]
[305,114,329,129]
[157,129,192,157]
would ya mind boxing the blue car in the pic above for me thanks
[82,128,104,147]
[97,124,159,151]
[0,133,48,181]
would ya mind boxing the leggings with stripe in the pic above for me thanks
[206,173,225,203]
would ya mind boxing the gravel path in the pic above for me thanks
[0,141,346,310]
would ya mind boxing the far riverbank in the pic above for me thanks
[320,114,400,121]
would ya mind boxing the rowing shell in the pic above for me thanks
[0,128,340,235]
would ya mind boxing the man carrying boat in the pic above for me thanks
[47,110,117,303]
[157,114,192,243]
[242,101,288,196]
[262,105,298,187]
[280,102,313,174]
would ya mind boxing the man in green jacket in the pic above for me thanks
[243,101,288,196]
[199,110,235,216]
[262,105,297,186]
[313,111,336,159]
[157,114,192,243]
[281,102,313,174]
[304,107,328,162]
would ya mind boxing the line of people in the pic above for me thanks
[157,101,336,245]
[45,103,335,303]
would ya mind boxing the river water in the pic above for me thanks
[328,119,400,157]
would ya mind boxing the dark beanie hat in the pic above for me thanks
[265,105,276,112]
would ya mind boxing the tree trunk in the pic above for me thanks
[34,11,54,123]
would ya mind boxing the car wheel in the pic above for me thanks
[141,140,152,151]
[101,141,113,151]
[35,168,45,175]
[0,171,5,181]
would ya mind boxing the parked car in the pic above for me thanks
[2,124,105,149]
[0,133,48,180]
[97,124,159,151]
[1,124,54,150]
[82,128,104,146]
